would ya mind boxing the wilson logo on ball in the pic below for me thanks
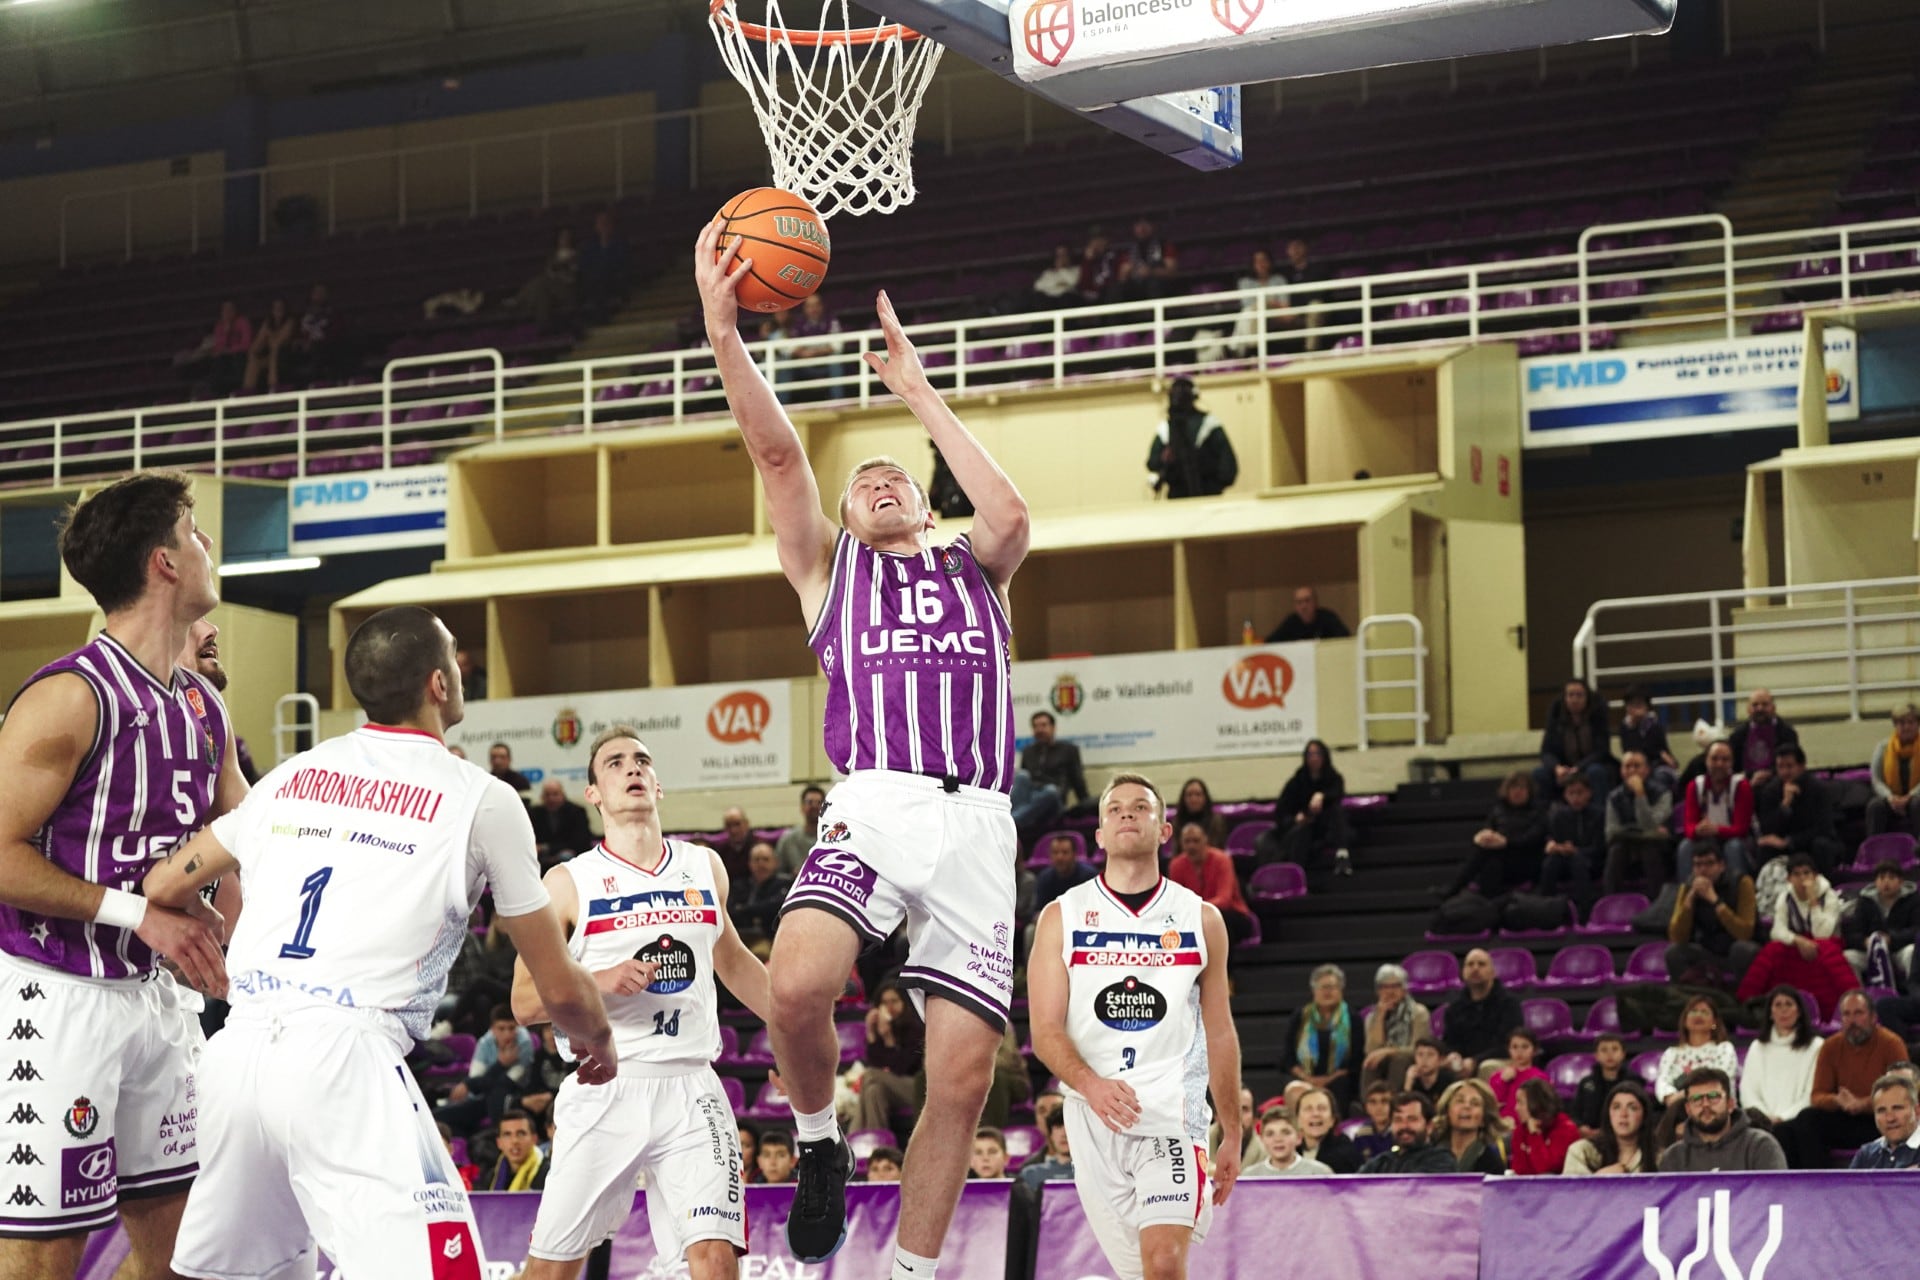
[1022,0,1075,67]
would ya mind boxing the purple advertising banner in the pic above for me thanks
[1479,1171,1919,1280]
[1034,1176,1484,1280]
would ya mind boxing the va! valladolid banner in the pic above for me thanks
[1012,643,1317,764]
[445,680,792,793]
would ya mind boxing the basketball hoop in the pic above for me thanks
[708,0,943,218]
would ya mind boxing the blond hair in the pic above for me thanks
[1099,771,1166,824]
[1429,1078,1508,1144]
[839,456,929,525]
[585,724,645,787]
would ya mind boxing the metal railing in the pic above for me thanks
[1572,576,1920,725]
[5,212,1920,490]
[1357,614,1429,749]
[273,693,322,764]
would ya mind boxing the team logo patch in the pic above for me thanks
[552,708,582,748]
[184,688,207,718]
[63,1098,98,1140]
[1021,0,1074,67]
[820,821,851,845]
[1160,929,1181,951]
[683,888,703,906]
[1095,976,1167,1032]
[604,876,619,895]
[940,548,965,577]
[1050,675,1082,717]
[1085,911,1100,926]
[634,935,697,995]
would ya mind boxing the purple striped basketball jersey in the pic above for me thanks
[0,634,231,979]
[808,531,1015,792]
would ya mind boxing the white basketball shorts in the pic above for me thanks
[782,770,1017,1028]
[171,1004,484,1280]
[0,953,202,1238]
[528,1067,747,1262]
[1063,1097,1213,1280]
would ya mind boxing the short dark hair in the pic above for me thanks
[1679,1067,1733,1098]
[1389,1091,1433,1120]
[867,1144,904,1166]
[758,1130,793,1155]
[1691,843,1726,864]
[1507,1026,1540,1052]
[1043,1110,1065,1132]
[1413,1036,1444,1054]
[800,784,826,801]
[1561,772,1592,793]
[59,471,195,613]
[489,1004,514,1026]
[1774,743,1807,767]
[1623,684,1651,707]
[1594,1032,1625,1051]
[1786,851,1819,875]
[1875,859,1907,879]
[974,1126,1006,1152]
[344,606,452,725]
[1030,711,1055,727]
[1364,1081,1394,1099]
[586,725,645,787]
[1519,1077,1560,1122]
[491,741,510,755]
[498,1108,533,1131]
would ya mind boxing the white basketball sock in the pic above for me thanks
[892,1247,938,1280]
[793,1103,838,1143]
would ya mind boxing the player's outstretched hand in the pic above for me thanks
[594,958,660,997]
[694,217,752,337]
[573,1030,619,1087]
[1211,1141,1240,1206]
[861,290,930,400]
[137,904,227,997]
[1080,1075,1141,1134]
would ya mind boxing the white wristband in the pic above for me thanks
[93,888,148,931]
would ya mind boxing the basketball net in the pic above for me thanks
[708,0,943,218]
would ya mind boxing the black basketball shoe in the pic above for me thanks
[786,1129,853,1262]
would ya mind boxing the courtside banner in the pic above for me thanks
[1520,332,1858,449]
[79,1184,1009,1279]
[1013,643,1317,763]
[288,464,448,554]
[1037,1176,1483,1279]
[446,680,791,791]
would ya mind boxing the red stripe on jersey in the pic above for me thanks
[1193,1144,1207,1222]
[427,1221,482,1280]
[583,909,718,935]
[1068,950,1203,967]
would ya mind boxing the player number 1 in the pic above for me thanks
[278,866,333,960]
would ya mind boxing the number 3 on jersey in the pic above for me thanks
[278,866,333,959]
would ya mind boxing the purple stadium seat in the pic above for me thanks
[1247,863,1306,903]
[1002,1125,1045,1164]
[1489,947,1538,990]
[721,1076,746,1113]
[1337,1118,1371,1139]
[1401,950,1462,996]
[1548,1053,1594,1098]
[1537,944,1617,990]
[740,1028,776,1066]
[1847,833,1918,877]
[1428,1004,1446,1044]
[1623,942,1670,984]
[716,1026,739,1061]
[1578,893,1648,935]
[745,1080,791,1121]
[1225,821,1272,857]
[1027,829,1088,869]
[837,1021,866,1066]
[1522,998,1574,1042]
[425,1034,475,1081]
[848,1128,897,1166]
[1629,1051,1664,1090]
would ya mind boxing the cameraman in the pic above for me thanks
[1146,376,1238,499]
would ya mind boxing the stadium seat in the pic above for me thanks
[1026,829,1088,869]
[1225,821,1272,858]
[1536,944,1617,990]
[1248,863,1306,904]
[1548,1053,1594,1098]
[848,1128,897,1168]
[716,1026,739,1060]
[1002,1125,1045,1164]
[1522,998,1575,1043]
[745,1079,792,1121]
[424,1034,474,1082]
[1580,997,1622,1039]
[837,1021,866,1066]
[740,1028,776,1066]
[722,1076,747,1112]
[1629,1051,1664,1090]
[1489,947,1538,989]
[1622,942,1670,984]
[1428,1004,1446,1044]
[1501,898,1577,939]
[1577,893,1648,935]
[1844,833,1918,879]
[1401,950,1462,996]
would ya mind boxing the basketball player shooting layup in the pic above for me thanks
[695,220,1031,1279]
[1029,775,1242,1280]
[511,727,771,1280]
[0,472,245,1279]
[145,605,615,1280]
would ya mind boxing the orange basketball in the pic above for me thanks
[714,187,831,313]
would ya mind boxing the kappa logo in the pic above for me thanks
[8,1021,40,1041]
[1642,1190,1783,1280]
[6,1145,40,1166]
[16,984,41,1002]
[1209,0,1262,34]
[9,1104,41,1125]
[1021,0,1074,67]
[8,1063,40,1084]
[62,1098,96,1139]
[819,822,851,846]
[6,1186,39,1207]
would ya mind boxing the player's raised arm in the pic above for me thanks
[695,218,837,615]
[707,849,773,1023]
[1197,903,1243,1203]
[1029,901,1141,1134]
[863,289,1030,590]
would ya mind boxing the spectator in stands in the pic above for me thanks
[1021,710,1090,809]
[1171,777,1227,848]
[176,300,253,396]
[1652,996,1742,1106]
[1848,1073,1920,1169]
[1442,949,1525,1077]
[984,1024,1033,1129]
[1117,216,1178,302]
[1341,1085,1390,1164]
[1658,1068,1786,1172]
[1564,1082,1656,1175]
[1242,1109,1331,1178]
[1264,738,1353,879]
[485,1109,547,1191]
[488,743,530,793]
[242,297,295,393]
[577,210,633,321]
[438,1120,479,1190]
[1266,587,1350,644]
[1509,1078,1580,1176]
[290,283,335,384]
[1490,1029,1549,1121]
[738,1121,760,1183]
[1226,248,1284,358]
[1741,986,1820,1127]
[774,785,826,875]
[437,1004,535,1132]
[1846,859,1918,989]
[529,778,594,872]
[1616,686,1678,786]
[1278,237,1325,288]
[866,1146,905,1182]
[1754,744,1843,878]
[514,227,580,334]
[1277,238,1330,351]
[1357,1092,1455,1174]
[1018,1111,1075,1188]
[1360,963,1430,1098]
[1737,852,1858,1018]
[728,840,792,944]
[1538,771,1603,907]
[1208,1086,1262,1169]
[1534,678,1614,803]
[1169,820,1255,947]
[1679,740,1756,880]
[969,1127,1010,1179]
[786,295,848,403]
[1429,1078,1507,1174]
[1867,703,1920,838]
[1403,1037,1457,1106]
[1572,1035,1631,1140]
[1075,226,1121,304]
[1665,842,1760,988]
[1727,689,1797,786]
[1439,771,1547,899]
[705,806,757,883]
[1031,833,1098,917]
[1603,750,1674,895]
[1290,1086,1361,1173]
[1030,244,1082,309]
[758,1130,797,1184]
[456,648,487,700]
[1281,965,1359,1116]
[856,981,925,1132]
[1147,377,1238,500]
[1774,990,1908,1168]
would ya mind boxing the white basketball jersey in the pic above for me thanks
[213,724,544,1046]
[1058,876,1212,1142]
[557,839,722,1076]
